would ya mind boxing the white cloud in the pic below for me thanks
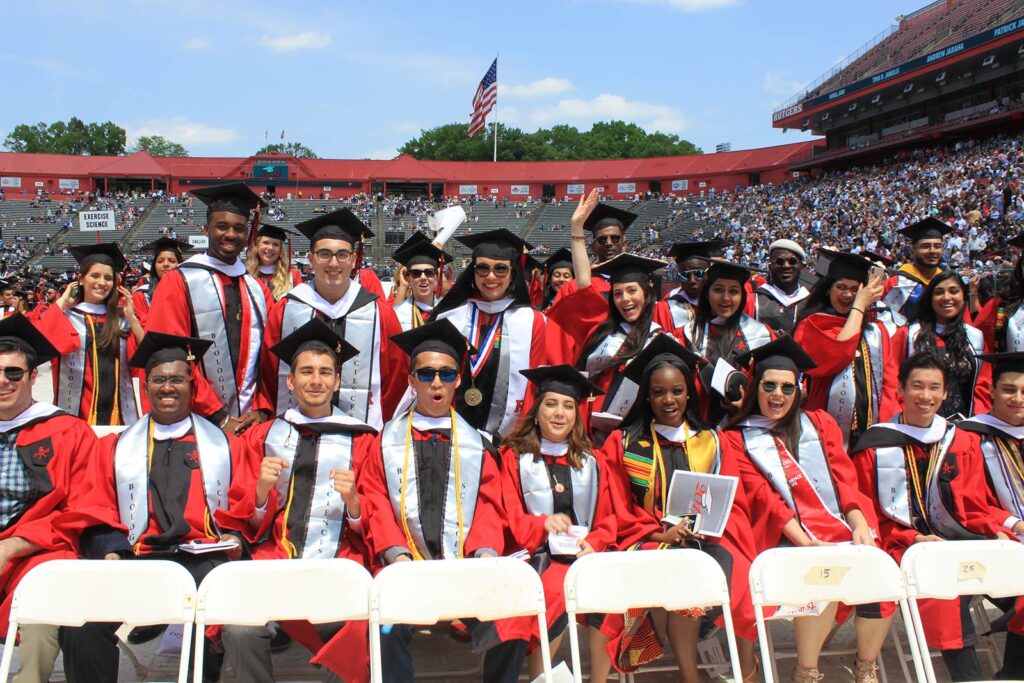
[618,0,739,11]
[523,94,689,133]
[126,116,239,146]
[501,77,573,98]
[258,31,332,53]
[182,36,210,51]
[761,70,804,98]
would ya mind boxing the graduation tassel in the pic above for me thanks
[249,203,261,249]
[352,239,364,280]
[435,252,446,299]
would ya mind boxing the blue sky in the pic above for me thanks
[1,0,930,159]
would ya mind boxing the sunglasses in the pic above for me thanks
[772,257,803,267]
[408,268,437,279]
[473,263,511,277]
[760,380,798,396]
[414,367,459,383]
[594,234,624,245]
[0,366,29,382]
[679,269,705,282]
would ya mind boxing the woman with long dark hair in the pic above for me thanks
[721,336,894,683]
[891,269,990,417]
[793,250,898,450]
[132,237,190,328]
[245,223,302,301]
[599,333,759,682]
[37,244,143,425]
[500,365,618,681]
[539,248,573,311]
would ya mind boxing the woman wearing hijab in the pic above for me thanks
[245,223,302,301]
[793,250,898,450]
[721,336,894,683]
[132,237,190,328]
[36,244,142,425]
[601,333,760,683]
[500,365,618,681]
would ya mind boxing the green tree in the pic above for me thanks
[255,141,318,159]
[2,118,126,155]
[133,135,189,157]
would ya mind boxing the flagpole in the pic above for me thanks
[493,53,499,163]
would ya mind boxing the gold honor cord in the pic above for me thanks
[279,469,299,558]
[995,437,1024,511]
[904,440,941,536]
[399,409,464,560]
[648,421,670,515]
[85,314,120,426]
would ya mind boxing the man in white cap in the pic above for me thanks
[753,239,810,335]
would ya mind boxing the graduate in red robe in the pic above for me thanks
[245,223,303,301]
[499,365,618,680]
[359,319,528,682]
[721,336,895,683]
[217,319,378,683]
[851,351,1008,681]
[536,248,574,312]
[390,233,451,332]
[891,271,991,417]
[256,209,406,429]
[59,331,246,682]
[0,315,99,682]
[655,239,724,334]
[146,183,272,435]
[132,237,192,329]
[35,243,144,426]
[970,232,1024,352]
[601,334,760,682]
[880,217,950,326]
[793,250,898,450]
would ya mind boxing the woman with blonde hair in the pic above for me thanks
[245,223,301,300]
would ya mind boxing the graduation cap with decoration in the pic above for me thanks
[0,313,59,367]
[390,318,470,367]
[898,217,952,243]
[295,209,374,277]
[591,253,667,286]
[129,332,213,374]
[269,317,359,370]
[583,203,638,234]
[69,243,128,274]
[520,364,603,403]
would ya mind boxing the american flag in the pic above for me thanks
[467,58,497,137]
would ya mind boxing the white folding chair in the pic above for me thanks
[368,557,553,683]
[748,545,928,683]
[563,549,743,683]
[193,558,372,683]
[901,540,1024,683]
[0,559,197,683]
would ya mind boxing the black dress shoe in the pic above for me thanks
[126,624,167,644]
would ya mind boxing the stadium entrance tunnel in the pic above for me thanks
[381,181,429,197]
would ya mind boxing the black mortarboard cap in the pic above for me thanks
[456,228,532,262]
[519,364,604,402]
[69,243,127,272]
[819,249,873,283]
[542,248,573,274]
[1009,233,1024,249]
[390,318,469,365]
[734,334,817,374]
[0,313,59,367]
[622,332,706,386]
[591,253,666,286]
[704,258,755,285]
[191,183,267,219]
[257,223,295,242]
[976,352,1024,380]
[294,209,373,248]
[667,239,725,261]
[583,203,638,234]
[393,235,450,270]
[128,332,214,372]
[897,217,952,243]
[139,237,193,257]
[269,317,359,368]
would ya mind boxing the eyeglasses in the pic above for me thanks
[760,380,798,396]
[772,257,803,267]
[0,367,28,382]
[594,234,624,245]
[408,268,437,279]
[148,375,189,387]
[313,249,353,262]
[414,367,459,383]
[473,263,511,277]
[679,269,705,282]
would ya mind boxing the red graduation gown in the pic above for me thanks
[0,413,100,632]
[34,304,139,426]
[147,266,272,419]
[498,446,618,647]
[852,425,1004,649]
[889,323,992,415]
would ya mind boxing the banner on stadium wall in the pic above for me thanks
[490,188,499,194]
[33,182,44,188]
[785,14,1024,116]
[566,184,585,195]
[671,179,689,191]
[458,185,478,195]
[511,185,530,195]
[78,210,116,231]
[188,235,209,249]
[617,183,636,193]
[323,186,332,191]
[0,177,20,188]
[59,179,80,190]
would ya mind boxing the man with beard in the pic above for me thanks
[752,239,810,334]
[881,217,950,326]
